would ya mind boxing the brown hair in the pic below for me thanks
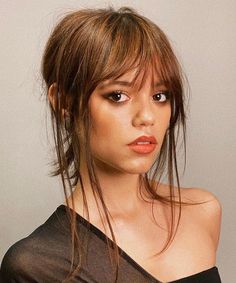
[41,6,204,282]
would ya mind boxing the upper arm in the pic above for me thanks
[0,237,50,282]
[184,187,222,252]
[0,242,27,282]
[200,189,222,252]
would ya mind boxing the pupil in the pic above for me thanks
[155,94,161,100]
[113,93,121,101]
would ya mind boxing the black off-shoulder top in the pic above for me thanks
[0,205,222,282]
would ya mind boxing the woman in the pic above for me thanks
[0,6,222,283]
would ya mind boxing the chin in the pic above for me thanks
[93,156,155,174]
[121,163,154,174]
[127,168,151,174]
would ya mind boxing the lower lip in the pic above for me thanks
[128,143,157,154]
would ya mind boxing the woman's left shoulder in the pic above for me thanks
[181,187,222,218]
[181,187,222,251]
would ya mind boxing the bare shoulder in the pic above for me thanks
[181,187,222,218]
[157,183,222,252]
[181,187,222,252]
[158,184,222,222]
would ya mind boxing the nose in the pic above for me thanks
[132,98,155,128]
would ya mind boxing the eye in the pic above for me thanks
[105,90,129,103]
[153,91,170,102]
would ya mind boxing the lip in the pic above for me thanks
[127,135,158,154]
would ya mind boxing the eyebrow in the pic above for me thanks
[97,80,166,90]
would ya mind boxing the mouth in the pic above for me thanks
[128,136,158,154]
[133,141,153,145]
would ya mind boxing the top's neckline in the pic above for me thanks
[57,204,218,283]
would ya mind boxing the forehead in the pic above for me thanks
[98,63,165,90]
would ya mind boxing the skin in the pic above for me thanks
[48,66,222,282]
[86,67,170,206]
[88,68,170,176]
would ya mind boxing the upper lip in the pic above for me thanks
[128,135,157,145]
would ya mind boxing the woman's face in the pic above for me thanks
[87,67,171,174]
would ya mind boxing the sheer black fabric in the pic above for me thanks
[0,205,222,283]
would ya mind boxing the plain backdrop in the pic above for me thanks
[1,0,235,282]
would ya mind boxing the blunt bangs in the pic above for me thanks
[86,11,166,90]
[40,7,195,283]
[73,9,183,128]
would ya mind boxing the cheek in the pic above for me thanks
[157,105,171,129]
[89,110,127,160]
[91,117,111,138]
[165,109,171,129]
[90,102,129,139]
[154,106,171,146]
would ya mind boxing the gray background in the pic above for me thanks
[1,1,235,282]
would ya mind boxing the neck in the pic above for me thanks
[69,159,148,219]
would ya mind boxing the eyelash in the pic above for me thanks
[104,90,171,104]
